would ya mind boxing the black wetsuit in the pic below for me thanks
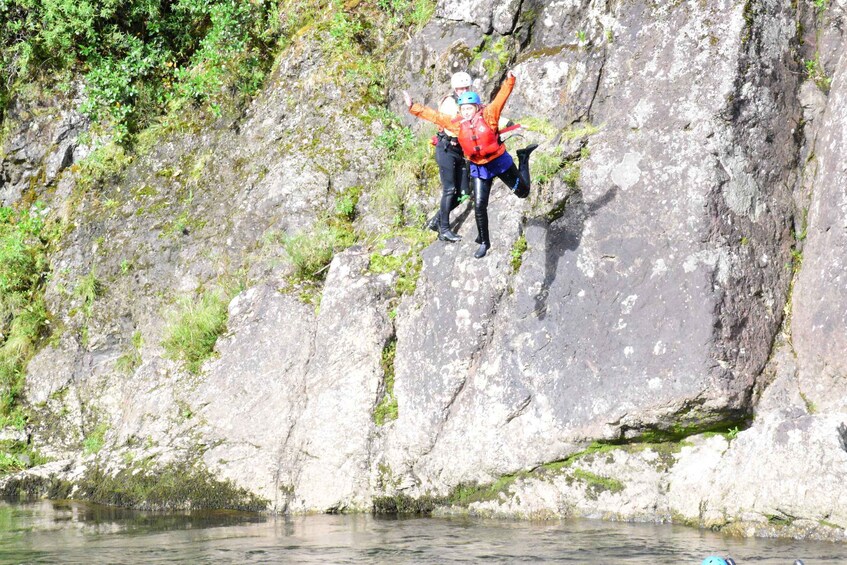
[434,132,470,232]
[472,150,532,249]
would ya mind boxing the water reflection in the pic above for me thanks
[0,501,844,564]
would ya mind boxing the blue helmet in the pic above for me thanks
[457,91,481,106]
[701,558,728,565]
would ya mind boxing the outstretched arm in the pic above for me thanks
[484,70,516,126]
[403,90,455,130]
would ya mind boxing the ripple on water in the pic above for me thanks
[0,502,845,564]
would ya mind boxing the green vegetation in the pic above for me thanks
[372,493,445,514]
[376,0,436,28]
[283,220,358,284]
[75,461,269,510]
[74,269,102,318]
[482,37,511,78]
[372,109,416,155]
[82,421,109,454]
[518,116,558,137]
[0,439,48,475]
[372,128,439,226]
[805,55,832,92]
[0,0,282,140]
[562,123,601,140]
[510,234,527,273]
[531,146,583,190]
[162,290,229,374]
[373,338,398,426]
[800,391,818,414]
[334,185,363,221]
[71,142,134,191]
[115,330,143,374]
[571,468,624,495]
[0,203,57,428]
[449,475,518,506]
[368,227,430,297]
[469,35,513,79]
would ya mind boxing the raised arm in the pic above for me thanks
[403,90,456,130]
[484,70,516,126]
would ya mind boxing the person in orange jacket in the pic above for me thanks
[425,71,473,243]
[403,70,537,258]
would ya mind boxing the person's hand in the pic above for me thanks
[402,90,412,108]
[506,69,515,79]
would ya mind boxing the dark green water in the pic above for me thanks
[1,501,844,564]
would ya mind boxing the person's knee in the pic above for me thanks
[514,184,529,199]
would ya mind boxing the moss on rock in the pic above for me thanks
[372,493,446,514]
[75,462,268,511]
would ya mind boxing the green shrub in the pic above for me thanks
[530,146,582,190]
[162,290,229,375]
[1,0,281,140]
[0,203,54,422]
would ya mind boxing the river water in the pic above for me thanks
[1,501,845,564]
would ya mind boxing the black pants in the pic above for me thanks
[473,158,530,246]
[434,138,469,232]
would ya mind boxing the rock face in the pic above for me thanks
[793,45,847,413]
[383,0,798,491]
[0,89,89,205]
[2,0,847,541]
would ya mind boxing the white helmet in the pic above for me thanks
[450,72,472,89]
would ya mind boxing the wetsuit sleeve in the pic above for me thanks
[409,103,455,131]
[484,75,515,131]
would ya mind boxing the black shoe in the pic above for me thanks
[425,214,439,232]
[516,143,539,160]
[438,229,461,243]
[474,243,490,258]
[475,234,483,244]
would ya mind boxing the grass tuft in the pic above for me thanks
[162,291,229,374]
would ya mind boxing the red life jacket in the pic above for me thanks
[454,109,506,164]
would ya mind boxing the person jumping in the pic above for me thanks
[403,70,537,258]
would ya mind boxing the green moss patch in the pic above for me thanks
[74,462,269,511]
[372,493,445,514]
[373,338,398,426]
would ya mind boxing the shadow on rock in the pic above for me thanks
[532,186,618,320]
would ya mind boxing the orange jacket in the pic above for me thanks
[409,75,516,165]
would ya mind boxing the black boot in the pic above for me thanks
[425,213,439,232]
[516,143,539,163]
[439,229,461,243]
[513,144,538,199]
[474,242,490,259]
